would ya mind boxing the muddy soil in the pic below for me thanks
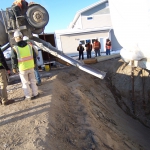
[0,58,150,150]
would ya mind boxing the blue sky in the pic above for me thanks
[1,0,99,33]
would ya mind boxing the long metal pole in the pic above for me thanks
[31,37,106,79]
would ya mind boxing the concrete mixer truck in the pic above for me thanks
[0,2,106,79]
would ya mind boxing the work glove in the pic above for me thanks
[13,69,17,74]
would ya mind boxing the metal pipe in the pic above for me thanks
[1,43,10,52]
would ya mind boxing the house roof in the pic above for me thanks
[55,27,112,36]
[68,0,108,29]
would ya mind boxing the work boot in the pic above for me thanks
[2,100,15,106]
[24,97,31,101]
[31,93,39,100]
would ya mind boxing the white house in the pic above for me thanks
[55,0,122,56]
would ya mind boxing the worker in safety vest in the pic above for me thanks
[23,36,42,86]
[0,46,13,105]
[11,30,39,100]
[105,38,111,55]
[93,38,101,57]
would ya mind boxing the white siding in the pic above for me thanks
[81,14,112,29]
[60,31,109,55]
[72,15,82,29]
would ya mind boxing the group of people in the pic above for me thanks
[0,30,41,106]
[77,38,111,60]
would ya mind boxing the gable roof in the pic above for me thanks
[68,0,108,29]
[55,27,112,36]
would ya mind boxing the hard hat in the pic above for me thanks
[79,42,82,45]
[23,36,29,41]
[14,30,23,38]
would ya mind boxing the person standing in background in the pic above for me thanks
[85,40,92,59]
[77,42,84,60]
[0,46,13,105]
[93,38,101,57]
[105,39,111,55]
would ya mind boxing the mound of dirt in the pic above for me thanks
[0,58,150,150]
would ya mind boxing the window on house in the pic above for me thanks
[92,39,95,43]
[80,40,85,45]
[87,16,93,20]
[85,39,91,44]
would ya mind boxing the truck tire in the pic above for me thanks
[26,4,49,29]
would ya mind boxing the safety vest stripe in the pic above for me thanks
[13,44,34,71]
[18,56,33,62]
[106,45,111,49]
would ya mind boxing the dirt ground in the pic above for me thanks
[0,58,150,150]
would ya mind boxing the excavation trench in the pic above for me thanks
[0,58,150,150]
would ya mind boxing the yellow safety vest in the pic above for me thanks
[13,44,34,71]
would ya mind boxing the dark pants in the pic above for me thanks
[87,51,91,59]
[94,49,100,57]
[106,49,110,55]
[79,51,84,60]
